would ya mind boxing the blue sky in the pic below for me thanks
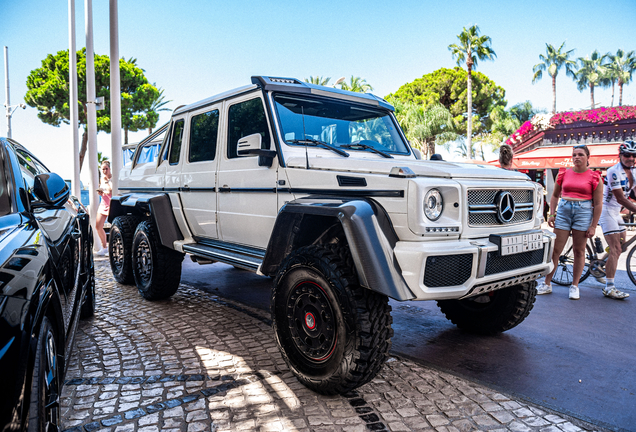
[1,0,635,179]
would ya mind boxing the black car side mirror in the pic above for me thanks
[33,173,70,208]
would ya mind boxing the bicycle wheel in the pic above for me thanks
[552,243,592,286]
[626,244,636,287]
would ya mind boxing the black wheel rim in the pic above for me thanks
[135,236,152,285]
[111,229,125,272]
[286,281,337,362]
[44,329,60,430]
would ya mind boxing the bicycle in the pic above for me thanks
[552,223,636,286]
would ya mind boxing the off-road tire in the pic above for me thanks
[272,245,393,395]
[437,281,537,335]
[132,220,184,300]
[28,316,61,432]
[109,215,139,285]
[80,255,96,318]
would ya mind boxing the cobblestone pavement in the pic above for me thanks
[61,259,609,432]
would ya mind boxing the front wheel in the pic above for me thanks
[28,316,61,432]
[272,245,393,395]
[626,245,636,287]
[132,220,184,300]
[551,243,592,286]
[437,281,537,335]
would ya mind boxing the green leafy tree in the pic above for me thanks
[448,25,496,159]
[532,42,577,114]
[388,67,506,139]
[603,49,636,106]
[339,76,373,93]
[509,100,545,123]
[574,50,608,109]
[390,99,457,158]
[305,76,331,86]
[25,48,161,169]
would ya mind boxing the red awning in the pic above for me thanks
[490,144,620,170]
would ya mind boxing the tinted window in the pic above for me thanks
[14,147,48,197]
[189,110,219,162]
[227,98,270,159]
[169,120,185,165]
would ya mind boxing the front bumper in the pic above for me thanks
[394,229,555,301]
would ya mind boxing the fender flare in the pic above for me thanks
[261,197,415,301]
[108,193,183,249]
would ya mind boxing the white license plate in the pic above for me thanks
[499,232,543,256]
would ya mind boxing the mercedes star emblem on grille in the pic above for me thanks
[495,191,516,223]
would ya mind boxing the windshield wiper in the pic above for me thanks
[287,139,349,157]
[340,143,394,158]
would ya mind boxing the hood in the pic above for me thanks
[285,156,530,181]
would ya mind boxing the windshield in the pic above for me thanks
[273,94,410,155]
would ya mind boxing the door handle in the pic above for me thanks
[218,185,231,193]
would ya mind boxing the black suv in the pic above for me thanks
[0,137,95,432]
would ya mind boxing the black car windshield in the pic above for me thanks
[273,94,410,155]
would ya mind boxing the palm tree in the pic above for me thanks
[448,25,496,159]
[604,49,636,106]
[147,87,171,134]
[532,42,576,114]
[305,76,331,86]
[339,76,373,93]
[575,50,608,109]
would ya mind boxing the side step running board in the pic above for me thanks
[183,242,264,271]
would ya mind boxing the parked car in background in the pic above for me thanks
[0,137,95,432]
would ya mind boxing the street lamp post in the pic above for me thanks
[4,46,26,139]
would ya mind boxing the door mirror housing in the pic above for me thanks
[33,172,70,207]
[237,133,276,167]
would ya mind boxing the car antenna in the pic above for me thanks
[302,106,309,170]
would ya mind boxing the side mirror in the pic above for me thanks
[237,133,277,167]
[33,173,70,207]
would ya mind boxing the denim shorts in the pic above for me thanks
[554,199,593,232]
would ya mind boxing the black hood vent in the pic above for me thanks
[337,176,367,187]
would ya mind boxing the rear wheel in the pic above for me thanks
[272,245,393,395]
[132,220,184,300]
[28,316,61,432]
[109,215,139,285]
[437,281,537,335]
[552,243,592,286]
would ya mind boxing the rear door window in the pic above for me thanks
[189,109,219,163]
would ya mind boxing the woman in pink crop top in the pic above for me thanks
[537,145,603,300]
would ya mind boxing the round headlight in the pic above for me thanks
[424,188,443,221]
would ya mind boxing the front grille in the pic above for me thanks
[424,254,473,287]
[484,246,546,276]
[468,189,534,226]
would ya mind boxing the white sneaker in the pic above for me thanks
[569,285,580,300]
[536,282,552,295]
[603,286,630,300]
[95,247,109,256]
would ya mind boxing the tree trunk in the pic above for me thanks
[466,63,473,160]
[427,141,435,159]
[619,82,624,106]
[78,129,88,172]
[590,84,595,109]
[552,75,557,114]
[124,128,128,144]
[611,81,615,107]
